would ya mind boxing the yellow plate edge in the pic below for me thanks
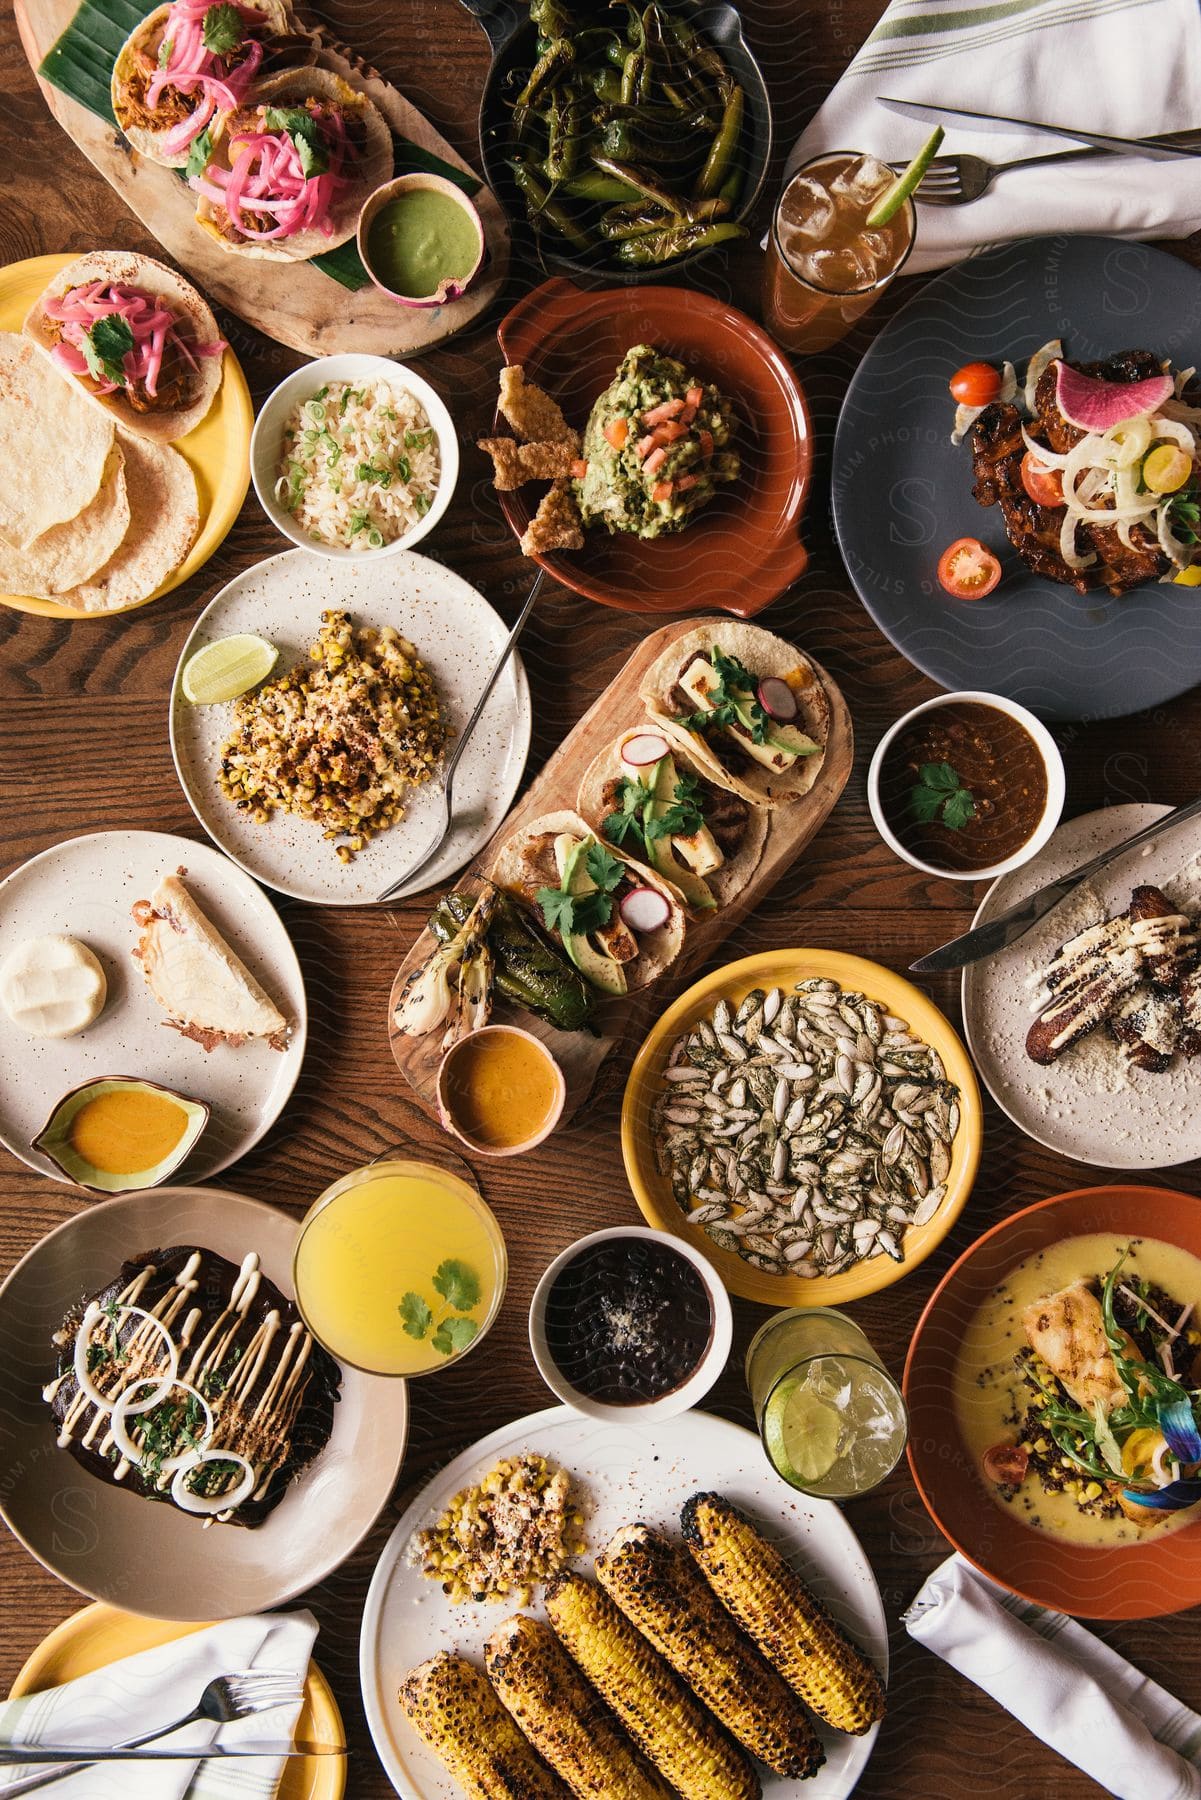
[621,947,984,1307]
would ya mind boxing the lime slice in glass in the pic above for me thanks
[763,1374,843,1487]
[182,634,279,705]
[865,125,944,228]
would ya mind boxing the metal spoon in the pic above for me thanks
[376,568,543,904]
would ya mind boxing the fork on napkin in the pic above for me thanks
[0,1612,318,1800]
[782,0,1201,272]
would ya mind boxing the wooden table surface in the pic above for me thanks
[2,1,1200,1794]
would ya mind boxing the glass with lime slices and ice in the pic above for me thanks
[746,1308,907,1498]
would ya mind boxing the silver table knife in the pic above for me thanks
[0,1742,345,1763]
[910,795,1201,974]
[877,97,1201,158]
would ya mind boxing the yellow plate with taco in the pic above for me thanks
[0,251,250,620]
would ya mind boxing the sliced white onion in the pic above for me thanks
[999,359,1017,404]
[1147,417,1196,455]
[1157,502,1192,570]
[1059,508,1096,571]
[620,732,670,768]
[1024,339,1063,414]
[1020,424,1070,470]
[170,1448,256,1515]
[619,886,671,934]
[73,1302,179,1417]
[110,1377,213,1477]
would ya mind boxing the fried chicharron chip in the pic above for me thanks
[477,437,576,491]
[520,480,585,555]
[497,365,579,448]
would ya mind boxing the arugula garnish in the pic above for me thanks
[263,104,328,178]
[201,1,243,55]
[679,646,775,745]
[398,1259,481,1357]
[185,125,213,180]
[537,841,624,940]
[81,313,134,386]
[909,761,976,832]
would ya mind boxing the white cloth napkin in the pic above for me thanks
[905,1555,1201,1798]
[783,0,1201,273]
[0,1611,317,1800]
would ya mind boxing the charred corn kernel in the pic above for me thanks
[681,1492,885,1737]
[1059,1458,1074,1471]
[545,1571,759,1800]
[485,1615,672,1800]
[1034,1438,1050,1453]
[1084,1482,1104,1500]
[595,1522,824,1781]
[398,1651,567,1800]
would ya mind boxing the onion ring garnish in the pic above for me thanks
[72,1301,179,1416]
[110,1376,214,1477]
[170,1448,256,1515]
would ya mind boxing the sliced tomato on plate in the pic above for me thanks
[937,537,1003,599]
[949,361,1002,407]
[982,1442,1030,1486]
[1020,449,1065,507]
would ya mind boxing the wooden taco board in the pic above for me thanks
[13,0,510,359]
[389,619,854,1131]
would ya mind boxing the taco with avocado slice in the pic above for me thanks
[576,725,768,918]
[190,68,393,261]
[23,251,225,445]
[111,0,294,170]
[489,810,686,998]
[639,622,829,807]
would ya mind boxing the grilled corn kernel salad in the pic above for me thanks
[217,609,449,862]
[410,1453,581,1606]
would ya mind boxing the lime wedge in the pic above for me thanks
[182,634,279,705]
[865,125,944,228]
[763,1374,843,1487]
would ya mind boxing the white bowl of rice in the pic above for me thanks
[250,353,458,558]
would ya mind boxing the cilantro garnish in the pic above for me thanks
[909,761,976,832]
[185,125,213,180]
[604,770,707,858]
[398,1292,433,1338]
[81,313,134,386]
[432,1315,479,1356]
[433,1259,481,1312]
[680,646,774,746]
[537,841,624,939]
[398,1259,481,1357]
[157,34,174,67]
[263,104,328,178]
[201,1,243,55]
[647,770,705,842]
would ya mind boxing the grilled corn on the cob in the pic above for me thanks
[485,1614,674,1800]
[545,1570,761,1800]
[398,1650,568,1799]
[595,1523,825,1780]
[682,1491,886,1734]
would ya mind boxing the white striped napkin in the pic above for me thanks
[782,0,1201,272]
[0,1612,317,1800]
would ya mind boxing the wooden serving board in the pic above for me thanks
[388,619,854,1130]
[13,0,510,359]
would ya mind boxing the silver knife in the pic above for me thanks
[910,795,1201,974]
[0,1742,345,1763]
[877,96,1201,159]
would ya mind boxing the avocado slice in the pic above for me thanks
[553,835,628,997]
[641,755,718,913]
[33,1077,209,1194]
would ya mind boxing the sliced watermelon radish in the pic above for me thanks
[757,676,798,722]
[621,731,670,767]
[619,886,671,933]
[1055,361,1174,432]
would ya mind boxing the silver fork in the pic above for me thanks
[897,130,1201,204]
[0,1669,303,1795]
[376,566,544,905]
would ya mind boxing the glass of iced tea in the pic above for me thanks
[746,1307,908,1498]
[763,151,916,355]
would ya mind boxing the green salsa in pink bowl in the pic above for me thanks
[358,173,486,308]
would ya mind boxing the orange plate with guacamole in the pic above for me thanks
[622,948,982,1307]
[10,1601,346,1797]
[0,252,251,620]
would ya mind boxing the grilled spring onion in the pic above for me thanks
[398,1651,567,1800]
[391,890,494,1047]
[484,1614,674,1800]
[431,889,594,1033]
[595,1523,824,1781]
[545,1570,760,1800]
[681,1492,886,1735]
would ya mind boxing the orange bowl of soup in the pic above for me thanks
[904,1184,1201,1619]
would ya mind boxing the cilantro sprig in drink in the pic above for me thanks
[292,1158,507,1377]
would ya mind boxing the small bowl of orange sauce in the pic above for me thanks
[436,1025,566,1158]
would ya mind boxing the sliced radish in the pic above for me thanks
[73,1302,179,1418]
[619,886,671,933]
[1055,361,1173,431]
[170,1447,257,1516]
[110,1376,214,1477]
[621,731,670,767]
[757,677,797,722]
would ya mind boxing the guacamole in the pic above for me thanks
[574,344,739,539]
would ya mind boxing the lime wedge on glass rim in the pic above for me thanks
[865,125,944,228]
[763,1373,843,1487]
[182,634,279,705]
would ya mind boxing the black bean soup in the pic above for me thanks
[880,699,1048,873]
[544,1238,713,1404]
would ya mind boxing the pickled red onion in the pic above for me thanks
[45,278,224,398]
[143,0,268,152]
[188,105,353,242]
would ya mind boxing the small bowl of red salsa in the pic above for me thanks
[868,690,1065,882]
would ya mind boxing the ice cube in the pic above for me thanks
[785,174,836,242]
[830,153,893,204]
[798,245,871,292]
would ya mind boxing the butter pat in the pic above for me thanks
[0,934,107,1038]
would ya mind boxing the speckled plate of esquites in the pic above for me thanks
[169,548,532,906]
[360,1404,887,1800]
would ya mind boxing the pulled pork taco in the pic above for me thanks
[490,809,686,998]
[640,622,829,807]
[190,68,392,261]
[577,725,768,917]
[23,252,225,445]
[112,0,294,169]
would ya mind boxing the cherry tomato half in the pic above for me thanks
[982,1443,1030,1487]
[1020,449,1065,508]
[937,537,1003,599]
[949,361,1002,407]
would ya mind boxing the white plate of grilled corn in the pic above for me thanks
[360,1404,888,1800]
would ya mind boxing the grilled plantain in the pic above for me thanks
[398,1650,568,1799]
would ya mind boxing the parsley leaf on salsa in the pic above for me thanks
[910,761,976,832]
[201,1,243,54]
[81,313,134,386]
